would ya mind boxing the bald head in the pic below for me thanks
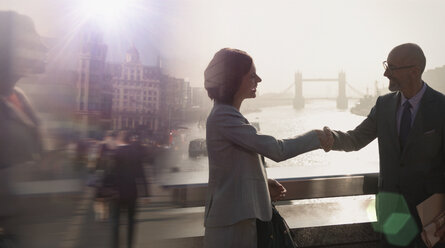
[385,43,426,97]
[389,43,426,73]
[0,11,46,96]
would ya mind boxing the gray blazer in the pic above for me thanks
[331,84,445,228]
[204,103,320,227]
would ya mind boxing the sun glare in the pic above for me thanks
[77,0,132,27]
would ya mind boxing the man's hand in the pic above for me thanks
[268,179,286,201]
[315,126,334,152]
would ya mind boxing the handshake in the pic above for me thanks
[315,127,334,152]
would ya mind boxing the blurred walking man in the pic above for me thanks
[0,11,47,246]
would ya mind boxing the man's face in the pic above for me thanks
[11,30,47,76]
[0,13,47,96]
[383,51,417,93]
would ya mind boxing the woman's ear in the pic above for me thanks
[218,86,224,99]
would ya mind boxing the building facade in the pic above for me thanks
[75,24,112,138]
[159,75,192,131]
[75,25,196,141]
[191,87,211,108]
[106,46,162,133]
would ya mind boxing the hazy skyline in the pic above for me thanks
[2,0,445,97]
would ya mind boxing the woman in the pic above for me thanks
[203,48,327,247]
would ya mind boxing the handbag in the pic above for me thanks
[257,204,298,248]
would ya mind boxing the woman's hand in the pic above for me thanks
[315,126,334,152]
[268,179,286,201]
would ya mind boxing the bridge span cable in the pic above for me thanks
[281,82,367,97]
[281,83,295,94]
[346,82,367,97]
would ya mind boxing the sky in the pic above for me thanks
[2,0,445,97]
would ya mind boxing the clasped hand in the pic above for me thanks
[316,126,334,152]
[268,128,332,201]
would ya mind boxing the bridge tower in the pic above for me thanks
[336,72,348,109]
[293,72,304,109]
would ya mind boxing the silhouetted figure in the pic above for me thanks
[203,48,326,248]
[0,11,46,169]
[323,43,445,247]
[92,131,117,221]
[0,11,46,246]
[75,139,89,169]
[110,131,149,248]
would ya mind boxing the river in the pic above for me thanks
[160,100,379,185]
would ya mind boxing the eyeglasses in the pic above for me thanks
[383,61,416,72]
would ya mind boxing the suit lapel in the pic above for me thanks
[400,110,423,160]
[400,86,434,160]
[0,96,37,128]
[387,92,401,154]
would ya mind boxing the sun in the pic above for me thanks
[80,0,127,18]
[77,0,134,28]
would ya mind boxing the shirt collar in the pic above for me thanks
[400,81,427,107]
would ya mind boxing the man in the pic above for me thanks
[109,132,150,248]
[0,11,46,244]
[323,43,445,247]
[0,11,46,167]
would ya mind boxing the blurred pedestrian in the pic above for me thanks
[110,131,149,248]
[92,131,117,221]
[75,138,88,169]
[0,11,47,246]
[0,10,46,170]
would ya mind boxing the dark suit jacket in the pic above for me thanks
[111,143,149,201]
[0,87,42,168]
[331,84,445,243]
[0,87,42,222]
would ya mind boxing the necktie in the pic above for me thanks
[399,101,412,150]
